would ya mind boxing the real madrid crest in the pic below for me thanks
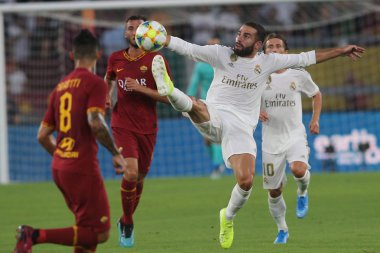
[230,53,238,62]
[290,81,296,90]
[254,64,262,75]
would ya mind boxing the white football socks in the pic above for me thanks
[225,184,252,220]
[268,194,288,231]
[294,169,310,196]
[168,88,193,112]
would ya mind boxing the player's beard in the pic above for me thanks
[233,44,254,57]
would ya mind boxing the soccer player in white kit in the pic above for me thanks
[150,22,364,249]
[260,33,322,244]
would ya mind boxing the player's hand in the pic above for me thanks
[105,93,112,109]
[112,153,127,174]
[309,120,320,134]
[259,111,269,122]
[341,45,365,61]
[125,77,144,92]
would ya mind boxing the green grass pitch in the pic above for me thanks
[1,172,379,253]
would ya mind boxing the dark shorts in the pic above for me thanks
[112,127,157,175]
[52,169,111,233]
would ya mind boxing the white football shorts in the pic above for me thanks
[262,137,310,190]
[184,102,257,168]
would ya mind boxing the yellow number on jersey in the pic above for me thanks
[59,92,72,133]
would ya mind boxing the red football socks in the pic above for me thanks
[36,226,97,248]
[121,177,137,224]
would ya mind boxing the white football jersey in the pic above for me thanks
[168,36,316,130]
[261,68,319,154]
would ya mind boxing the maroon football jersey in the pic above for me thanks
[42,68,107,174]
[106,49,171,134]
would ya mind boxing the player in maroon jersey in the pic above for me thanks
[13,29,127,253]
[105,15,171,248]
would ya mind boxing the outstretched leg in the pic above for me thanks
[152,55,210,124]
[13,225,105,253]
[152,55,192,111]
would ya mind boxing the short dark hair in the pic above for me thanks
[243,22,267,43]
[73,29,98,60]
[125,15,147,23]
[263,33,289,51]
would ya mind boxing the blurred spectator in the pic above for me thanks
[188,6,217,44]
[322,141,337,172]
[6,60,27,96]
[292,3,311,25]
[318,4,343,45]
[5,14,30,62]
[7,96,21,125]
[100,25,126,57]
[216,5,241,46]
[344,73,369,111]
[358,141,370,170]
[6,60,27,124]
[29,16,59,59]
[260,2,298,26]
[27,16,62,92]
[259,5,281,26]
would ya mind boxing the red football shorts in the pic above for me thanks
[52,169,111,233]
[112,127,157,175]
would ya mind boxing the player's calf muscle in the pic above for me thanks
[188,100,210,123]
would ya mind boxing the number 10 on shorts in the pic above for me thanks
[263,163,274,176]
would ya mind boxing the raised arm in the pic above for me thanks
[267,44,364,74]
[309,91,322,134]
[315,45,365,63]
[166,36,219,66]
[87,109,127,174]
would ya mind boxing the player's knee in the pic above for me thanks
[97,231,110,244]
[237,176,253,191]
[291,162,307,178]
[269,189,282,198]
[124,165,139,181]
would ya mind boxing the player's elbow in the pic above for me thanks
[88,119,103,135]
[37,131,48,145]
[313,91,322,100]
[87,112,105,135]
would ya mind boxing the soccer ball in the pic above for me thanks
[135,20,167,52]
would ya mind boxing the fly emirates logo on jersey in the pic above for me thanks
[264,93,296,108]
[221,74,258,90]
[118,78,147,92]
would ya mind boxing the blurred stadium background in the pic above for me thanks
[0,0,379,183]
